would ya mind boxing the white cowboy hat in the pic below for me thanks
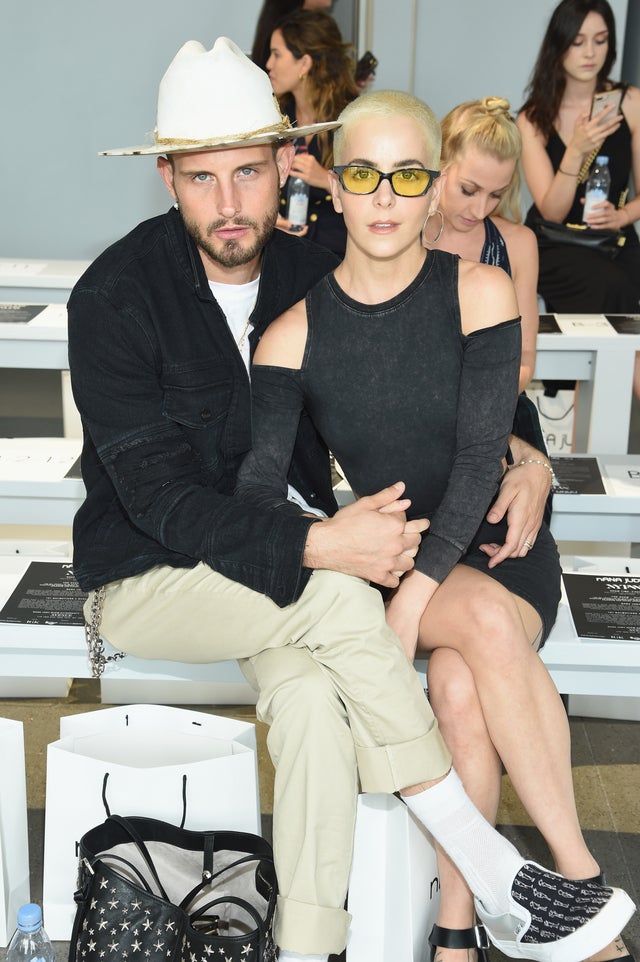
[101,37,338,156]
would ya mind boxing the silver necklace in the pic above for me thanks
[236,318,252,352]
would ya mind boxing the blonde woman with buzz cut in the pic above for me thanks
[237,89,636,962]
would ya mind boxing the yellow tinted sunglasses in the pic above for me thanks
[332,165,441,197]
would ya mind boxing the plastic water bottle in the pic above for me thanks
[287,176,310,227]
[287,145,310,227]
[583,155,611,221]
[5,904,54,962]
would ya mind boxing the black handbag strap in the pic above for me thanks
[179,852,271,911]
[92,852,160,895]
[105,814,172,900]
[189,894,267,940]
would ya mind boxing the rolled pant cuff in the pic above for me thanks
[274,895,351,955]
[355,722,452,793]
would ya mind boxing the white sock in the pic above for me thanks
[278,953,329,962]
[403,769,526,914]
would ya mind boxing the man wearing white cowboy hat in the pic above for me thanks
[68,37,634,962]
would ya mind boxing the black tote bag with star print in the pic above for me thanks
[69,815,277,962]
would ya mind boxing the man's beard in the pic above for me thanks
[183,203,279,269]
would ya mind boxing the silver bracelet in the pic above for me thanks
[518,457,556,487]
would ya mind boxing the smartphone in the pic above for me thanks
[355,51,378,87]
[590,87,623,119]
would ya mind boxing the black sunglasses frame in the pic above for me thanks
[332,165,441,197]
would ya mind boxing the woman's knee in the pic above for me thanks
[455,586,532,668]
[427,648,479,720]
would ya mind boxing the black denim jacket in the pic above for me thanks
[68,207,338,604]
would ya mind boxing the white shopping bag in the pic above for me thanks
[0,718,29,947]
[347,793,440,962]
[43,704,261,940]
[526,387,576,455]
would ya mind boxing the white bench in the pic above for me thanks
[0,556,257,704]
[0,437,84,526]
[2,549,637,715]
[0,258,89,304]
[550,454,640,543]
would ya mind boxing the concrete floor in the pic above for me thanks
[0,678,638,962]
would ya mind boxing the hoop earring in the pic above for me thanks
[421,209,444,246]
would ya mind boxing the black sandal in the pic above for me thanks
[428,923,490,961]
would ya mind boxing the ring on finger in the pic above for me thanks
[524,539,534,550]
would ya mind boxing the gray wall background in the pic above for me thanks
[1,0,637,261]
[367,0,633,118]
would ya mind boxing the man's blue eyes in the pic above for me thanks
[193,169,256,182]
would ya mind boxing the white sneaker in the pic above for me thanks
[474,861,636,962]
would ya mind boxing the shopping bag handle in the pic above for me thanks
[102,771,188,828]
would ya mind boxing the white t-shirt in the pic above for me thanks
[209,276,326,517]
[209,276,259,373]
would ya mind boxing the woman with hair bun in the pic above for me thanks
[433,96,538,391]
[266,8,359,254]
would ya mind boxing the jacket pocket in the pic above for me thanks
[162,367,232,430]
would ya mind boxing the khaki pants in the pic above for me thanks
[91,565,451,955]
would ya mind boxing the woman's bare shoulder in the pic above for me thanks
[457,259,519,333]
[254,298,308,368]
[622,85,640,130]
[490,216,538,256]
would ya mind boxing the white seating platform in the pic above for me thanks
[1,551,637,714]
[0,257,89,304]
[0,437,84,526]
[540,554,640,699]
[550,454,640,543]
[0,555,256,704]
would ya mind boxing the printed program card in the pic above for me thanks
[605,314,640,335]
[0,561,86,627]
[0,439,82,482]
[600,459,640,497]
[551,456,606,495]
[0,260,48,277]
[0,303,48,324]
[555,314,617,336]
[538,314,562,334]
[562,572,640,642]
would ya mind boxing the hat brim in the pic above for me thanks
[100,120,340,156]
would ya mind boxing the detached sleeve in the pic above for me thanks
[415,317,521,583]
[236,365,309,513]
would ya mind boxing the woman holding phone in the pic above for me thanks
[518,0,640,335]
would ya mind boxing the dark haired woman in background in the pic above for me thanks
[250,0,334,70]
[518,0,640,398]
[267,9,359,255]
